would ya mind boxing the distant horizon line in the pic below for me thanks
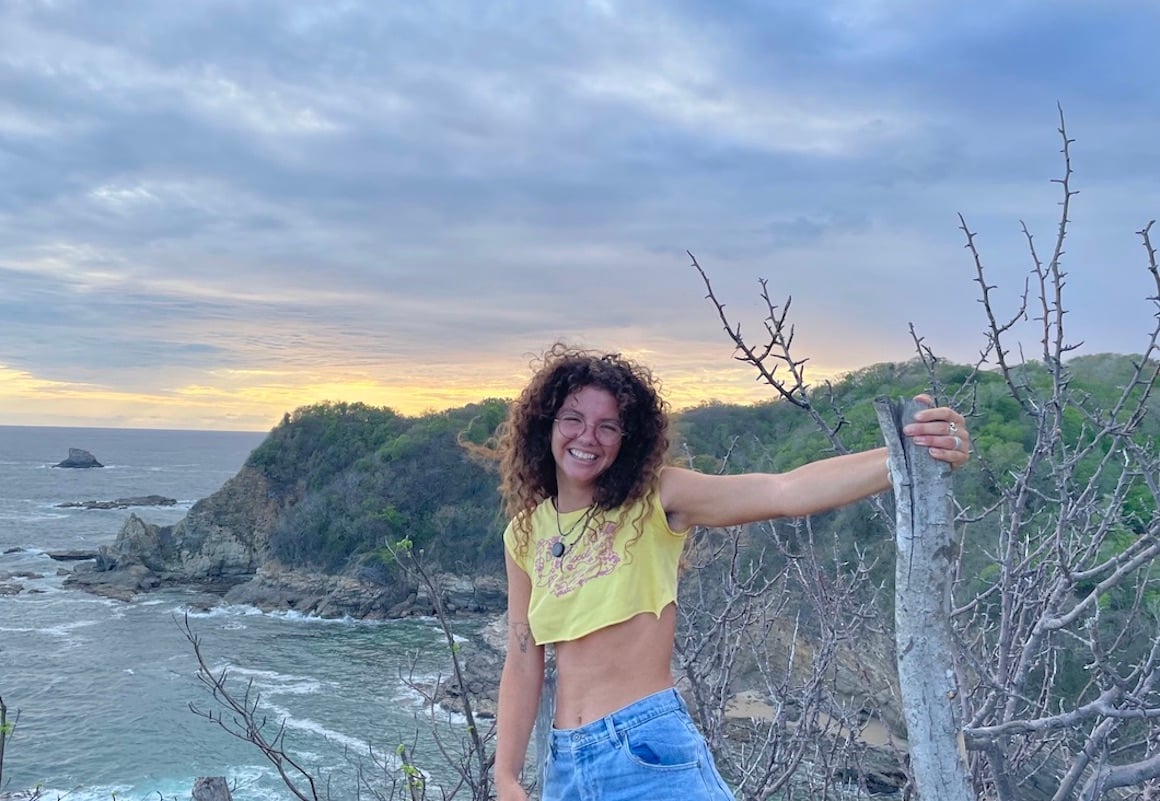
[0,392,799,434]
[4,350,1148,434]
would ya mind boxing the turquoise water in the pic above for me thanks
[0,426,472,800]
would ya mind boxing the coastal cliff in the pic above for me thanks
[65,464,290,597]
[66,400,510,618]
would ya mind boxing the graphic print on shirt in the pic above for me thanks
[533,520,620,597]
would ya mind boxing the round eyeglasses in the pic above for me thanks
[554,413,625,445]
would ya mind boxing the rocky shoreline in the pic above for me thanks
[55,494,177,510]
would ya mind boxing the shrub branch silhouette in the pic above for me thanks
[689,108,1160,800]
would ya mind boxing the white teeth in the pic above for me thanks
[568,448,597,462]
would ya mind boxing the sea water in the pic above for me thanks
[0,426,471,800]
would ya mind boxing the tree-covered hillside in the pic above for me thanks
[247,399,508,576]
[239,353,1157,592]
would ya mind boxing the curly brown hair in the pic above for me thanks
[498,343,670,550]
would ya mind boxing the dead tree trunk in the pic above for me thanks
[876,396,973,801]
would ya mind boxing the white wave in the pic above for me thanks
[135,597,169,607]
[177,602,267,618]
[386,665,473,728]
[262,699,388,759]
[211,662,328,696]
[25,617,103,637]
[391,677,437,709]
[6,509,71,522]
[266,608,361,625]
[29,785,132,801]
[177,601,389,627]
[226,764,313,801]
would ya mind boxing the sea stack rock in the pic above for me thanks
[54,448,104,468]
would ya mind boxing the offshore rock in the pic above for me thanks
[47,549,101,561]
[54,447,103,468]
[56,494,177,510]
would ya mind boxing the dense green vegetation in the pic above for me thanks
[242,355,1157,596]
[249,400,508,582]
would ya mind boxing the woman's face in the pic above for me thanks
[551,385,623,493]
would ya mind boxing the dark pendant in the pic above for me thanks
[551,541,565,558]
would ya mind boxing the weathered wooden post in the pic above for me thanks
[875,397,973,801]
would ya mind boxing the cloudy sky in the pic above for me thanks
[1,0,1157,431]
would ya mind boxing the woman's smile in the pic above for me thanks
[552,385,623,496]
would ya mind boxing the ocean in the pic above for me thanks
[0,425,473,801]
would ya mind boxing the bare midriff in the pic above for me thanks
[552,603,678,728]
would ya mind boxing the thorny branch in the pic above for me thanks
[675,439,898,799]
[183,613,322,801]
[688,249,888,527]
[383,540,496,801]
[693,109,1160,800]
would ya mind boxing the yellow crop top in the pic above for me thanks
[503,489,687,645]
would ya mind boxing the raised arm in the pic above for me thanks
[661,398,969,532]
[495,549,545,801]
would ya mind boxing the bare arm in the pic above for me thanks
[496,548,545,801]
[662,399,970,531]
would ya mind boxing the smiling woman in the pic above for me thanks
[488,343,971,801]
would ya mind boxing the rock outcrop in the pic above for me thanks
[47,549,100,561]
[66,464,295,597]
[222,566,507,619]
[56,495,177,510]
[53,447,104,468]
[192,777,232,801]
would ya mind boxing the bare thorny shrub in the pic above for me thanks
[184,539,496,801]
[676,511,904,801]
[686,109,1160,800]
[678,277,908,800]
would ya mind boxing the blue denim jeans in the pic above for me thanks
[542,688,735,801]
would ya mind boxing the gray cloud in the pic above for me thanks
[1,0,1157,427]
